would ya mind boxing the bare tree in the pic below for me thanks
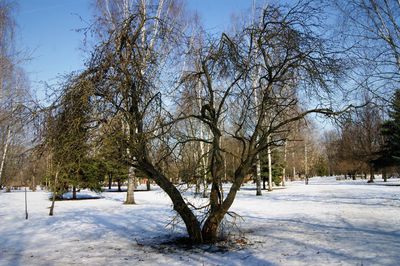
[334,0,400,100]
[65,1,354,244]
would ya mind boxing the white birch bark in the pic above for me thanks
[282,140,287,186]
[0,125,11,187]
[267,134,272,191]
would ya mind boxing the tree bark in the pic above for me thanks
[146,179,151,191]
[108,174,112,189]
[0,126,11,188]
[49,171,59,216]
[368,168,374,183]
[292,152,296,181]
[139,158,203,243]
[125,166,136,204]
[117,179,122,192]
[267,136,273,191]
[304,142,309,185]
[255,154,262,195]
[72,185,77,200]
[282,140,287,186]
[31,175,36,191]
[201,158,252,242]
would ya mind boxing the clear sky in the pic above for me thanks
[15,0,258,100]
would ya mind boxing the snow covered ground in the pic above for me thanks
[0,177,399,266]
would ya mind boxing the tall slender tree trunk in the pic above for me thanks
[267,135,272,191]
[49,171,59,216]
[282,140,287,186]
[108,174,112,189]
[304,142,309,185]
[197,84,209,198]
[262,176,266,189]
[255,153,262,195]
[195,177,200,195]
[253,67,262,196]
[0,126,11,188]
[117,179,121,192]
[72,185,77,200]
[292,152,296,181]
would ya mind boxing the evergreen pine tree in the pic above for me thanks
[376,90,400,167]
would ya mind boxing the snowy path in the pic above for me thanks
[0,177,399,266]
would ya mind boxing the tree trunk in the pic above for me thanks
[202,176,208,198]
[195,177,200,195]
[282,140,287,186]
[31,175,37,191]
[146,179,151,191]
[267,139,272,191]
[292,152,296,181]
[140,158,203,243]
[49,171,59,216]
[201,159,252,243]
[117,179,122,192]
[368,168,374,183]
[125,166,136,204]
[255,154,262,195]
[383,168,387,182]
[0,126,11,188]
[108,174,112,189]
[72,185,77,200]
[304,142,308,185]
[202,214,223,243]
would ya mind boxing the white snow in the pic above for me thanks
[0,177,399,266]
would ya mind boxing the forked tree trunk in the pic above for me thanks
[140,158,203,243]
[201,161,251,243]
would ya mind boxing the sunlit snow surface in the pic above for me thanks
[1,177,399,266]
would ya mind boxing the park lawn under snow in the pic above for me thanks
[0,177,399,266]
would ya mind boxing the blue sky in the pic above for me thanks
[15,0,257,100]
